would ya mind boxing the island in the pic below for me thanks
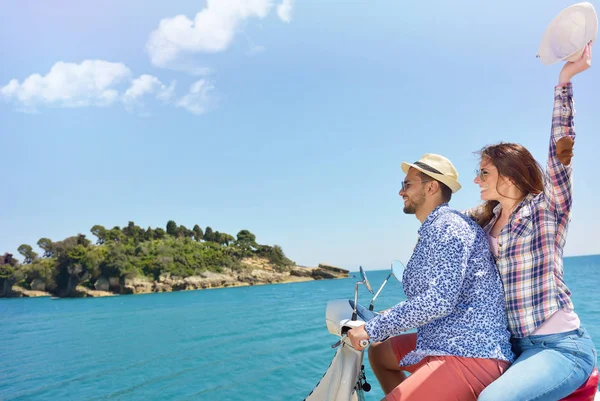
[0,221,349,298]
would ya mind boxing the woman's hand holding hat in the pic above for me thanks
[559,41,593,84]
[537,2,597,66]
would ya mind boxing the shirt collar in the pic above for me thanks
[418,203,450,235]
[513,193,536,219]
[490,193,536,220]
[492,202,502,216]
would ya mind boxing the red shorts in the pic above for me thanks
[386,333,510,401]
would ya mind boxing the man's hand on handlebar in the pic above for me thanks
[348,324,371,350]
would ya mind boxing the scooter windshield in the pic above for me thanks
[349,300,378,321]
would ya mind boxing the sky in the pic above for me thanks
[1,0,599,271]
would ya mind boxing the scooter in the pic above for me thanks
[304,261,600,401]
[304,261,404,401]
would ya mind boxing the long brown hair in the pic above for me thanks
[473,143,544,228]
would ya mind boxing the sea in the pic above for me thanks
[1,254,599,401]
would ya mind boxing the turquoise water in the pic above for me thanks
[1,255,599,400]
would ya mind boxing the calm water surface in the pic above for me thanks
[1,255,599,400]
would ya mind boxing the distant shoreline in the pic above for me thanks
[2,262,350,299]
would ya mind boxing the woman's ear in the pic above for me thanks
[499,175,515,187]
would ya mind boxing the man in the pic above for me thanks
[348,153,514,401]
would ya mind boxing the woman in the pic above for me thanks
[468,42,597,401]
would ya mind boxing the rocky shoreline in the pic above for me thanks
[5,260,350,298]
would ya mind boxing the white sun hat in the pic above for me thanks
[401,153,462,193]
[537,2,598,65]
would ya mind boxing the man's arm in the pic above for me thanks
[363,227,469,343]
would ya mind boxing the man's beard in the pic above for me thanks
[403,193,425,214]
[403,204,417,214]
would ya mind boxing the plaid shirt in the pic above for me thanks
[469,83,576,338]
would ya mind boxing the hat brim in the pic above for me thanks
[537,2,598,65]
[401,162,462,193]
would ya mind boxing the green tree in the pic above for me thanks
[37,238,54,257]
[67,245,87,263]
[105,228,125,243]
[154,228,166,240]
[23,258,58,292]
[54,237,92,296]
[122,221,136,238]
[17,244,38,264]
[257,244,294,267]
[193,225,203,242]
[101,244,136,278]
[166,220,178,237]
[123,221,144,243]
[0,254,23,297]
[145,227,155,241]
[222,233,235,246]
[77,234,91,247]
[90,225,107,244]
[237,230,257,247]
[204,226,214,242]
[236,229,257,256]
[178,225,194,239]
[214,232,235,246]
[83,245,104,281]
[1,253,19,267]
[52,237,78,259]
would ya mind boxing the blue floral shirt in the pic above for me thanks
[365,204,515,366]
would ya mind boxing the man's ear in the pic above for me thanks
[428,180,440,196]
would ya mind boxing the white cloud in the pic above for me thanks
[0,60,131,111]
[146,0,274,67]
[177,79,216,115]
[0,61,184,115]
[123,74,175,103]
[122,74,176,116]
[277,0,293,23]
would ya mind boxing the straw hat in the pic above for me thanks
[401,154,462,193]
[537,2,598,65]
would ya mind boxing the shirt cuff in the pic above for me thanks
[555,82,573,97]
[364,318,383,343]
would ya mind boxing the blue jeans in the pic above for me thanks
[478,327,597,401]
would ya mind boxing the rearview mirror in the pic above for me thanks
[359,266,374,294]
[391,260,406,283]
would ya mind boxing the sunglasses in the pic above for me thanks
[475,169,489,181]
[401,180,432,192]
